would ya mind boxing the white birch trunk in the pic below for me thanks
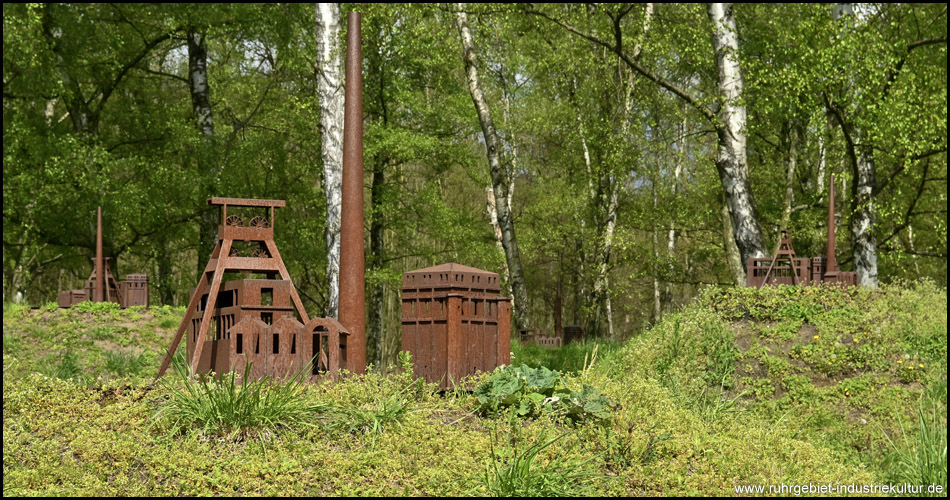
[486,186,510,283]
[833,3,879,288]
[188,29,219,273]
[665,114,685,310]
[722,194,746,286]
[315,3,345,316]
[708,3,767,270]
[456,4,530,329]
[851,149,879,287]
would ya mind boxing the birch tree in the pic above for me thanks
[187,29,219,273]
[532,3,768,281]
[455,4,530,330]
[314,3,344,316]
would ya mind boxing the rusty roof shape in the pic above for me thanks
[407,262,497,275]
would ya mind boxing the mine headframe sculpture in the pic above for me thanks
[747,174,857,288]
[156,198,352,382]
[58,206,149,308]
[156,11,371,382]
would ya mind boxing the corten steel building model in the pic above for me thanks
[156,12,370,381]
[156,198,352,381]
[747,174,857,288]
[58,206,149,308]
[401,263,512,388]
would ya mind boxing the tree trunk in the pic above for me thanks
[773,121,799,256]
[315,3,345,316]
[455,4,530,330]
[665,113,686,310]
[368,163,384,367]
[367,36,388,369]
[851,146,879,286]
[187,29,218,277]
[652,177,662,323]
[831,3,879,288]
[485,186,510,283]
[708,3,768,271]
[722,193,746,286]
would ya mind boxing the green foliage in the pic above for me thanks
[474,364,613,425]
[104,351,152,377]
[45,349,83,381]
[883,398,948,495]
[7,283,937,495]
[71,301,123,315]
[510,339,621,374]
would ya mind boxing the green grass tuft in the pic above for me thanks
[481,429,604,497]
[151,354,319,440]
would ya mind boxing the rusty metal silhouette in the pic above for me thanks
[747,175,857,287]
[57,206,149,308]
[156,198,353,381]
[156,12,370,381]
[400,263,511,388]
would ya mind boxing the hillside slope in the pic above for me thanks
[3,282,946,495]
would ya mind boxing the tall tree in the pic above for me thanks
[455,4,531,330]
[314,3,345,317]
[187,28,219,274]
[531,3,769,277]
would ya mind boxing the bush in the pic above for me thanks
[104,351,152,377]
[481,430,603,497]
[45,349,83,380]
[883,398,948,495]
[473,365,613,425]
[72,301,122,314]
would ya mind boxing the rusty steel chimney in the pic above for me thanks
[338,11,366,374]
[95,206,104,302]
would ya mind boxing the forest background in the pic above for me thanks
[3,3,946,370]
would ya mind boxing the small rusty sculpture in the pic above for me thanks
[58,206,149,308]
[156,198,352,381]
[747,175,857,287]
[401,263,511,388]
[518,329,562,348]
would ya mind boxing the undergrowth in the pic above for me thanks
[3,281,946,495]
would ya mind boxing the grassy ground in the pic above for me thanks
[3,281,946,496]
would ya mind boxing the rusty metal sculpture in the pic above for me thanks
[58,206,149,308]
[747,174,857,288]
[401,263,511,388]
[157,11,370,382]
[339,10,367,375]
[156,198,354,381]
[518,329,562,348]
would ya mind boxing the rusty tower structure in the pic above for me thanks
[58,206,149,308]
[156,198,353,381]
[157,12,368,381]
[747,174,857,287]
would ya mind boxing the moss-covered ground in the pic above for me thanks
[3,281,946,496]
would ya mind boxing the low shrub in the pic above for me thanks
[473,364,613,425]
[481,430,603,497]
